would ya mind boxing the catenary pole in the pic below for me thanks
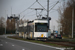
[47,0,49,29]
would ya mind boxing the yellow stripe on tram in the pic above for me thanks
[41,34,43,37]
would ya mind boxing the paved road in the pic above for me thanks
[0,39,27,50]
[0,35,70,50]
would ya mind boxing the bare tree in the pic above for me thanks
[58,0,75,37]
[0,17,5,35]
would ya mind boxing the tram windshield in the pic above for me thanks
[35,23,48,32]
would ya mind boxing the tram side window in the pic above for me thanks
[30,25,34,32]
[19,27,22,32]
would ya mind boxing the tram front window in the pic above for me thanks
[35,23,47,32]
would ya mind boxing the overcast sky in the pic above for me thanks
[0,0,67,30]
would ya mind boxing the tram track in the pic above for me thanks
[43,39,75,47]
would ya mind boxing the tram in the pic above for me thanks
[19,18,49,40]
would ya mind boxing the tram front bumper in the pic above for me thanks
[36,37,48,41]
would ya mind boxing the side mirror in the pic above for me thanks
[49,17,51,20]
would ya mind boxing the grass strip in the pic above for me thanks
[7,36,73,48]
[48,38,75,43]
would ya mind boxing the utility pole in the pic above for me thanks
[72,6,74,38]
[11,7,12,15]
[5,10,6,34]
[47,0,49,29]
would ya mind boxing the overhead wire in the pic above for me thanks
[21,10,34,19]
[49,1,59,11]
[19,0,59,15]
[20,0,47,19]
[20,0,59,20]
[19,1,36,15]
[49,4,57,9]
[21,11,43,19]
[22,14,36,19]
[37,1,47,11]
[38,0,59,14]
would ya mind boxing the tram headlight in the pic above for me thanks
[44,36,46,37]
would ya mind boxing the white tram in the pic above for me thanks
[19,19,49,40]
